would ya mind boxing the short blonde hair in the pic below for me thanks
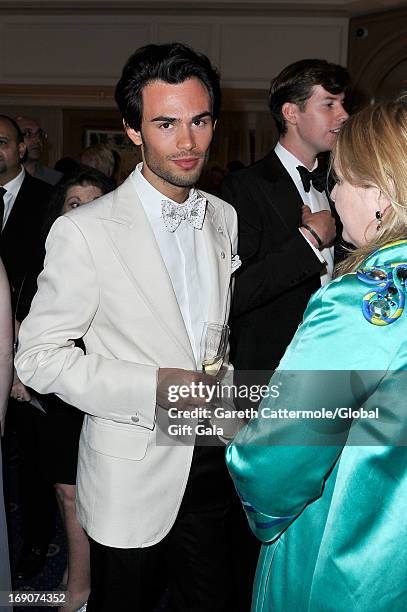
[80,144,115,178]
[334,96,407,275]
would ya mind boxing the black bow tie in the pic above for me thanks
[296,165,327,193]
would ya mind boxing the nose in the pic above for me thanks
[337,104,349,124]
[176,125,196,151]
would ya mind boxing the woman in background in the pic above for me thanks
[13,168,115,612]
[227,98,407,611]
[0,257,13,609]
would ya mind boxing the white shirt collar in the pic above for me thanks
[2,167,25,195]
[274,142,318,185]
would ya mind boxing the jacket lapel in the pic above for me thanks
[262,150,304,230]
[201,193,231,326]
[100,177,195,365]
[2,178,26,241]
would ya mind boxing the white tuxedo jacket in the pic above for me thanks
[15,176,238,548]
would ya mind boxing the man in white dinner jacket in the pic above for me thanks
[16,43,241,611]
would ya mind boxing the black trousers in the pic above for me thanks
[87,445,258,612]
[3,400,56,552]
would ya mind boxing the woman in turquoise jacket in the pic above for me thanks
[226,98,407,611]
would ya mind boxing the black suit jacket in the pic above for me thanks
[0,172,51,307]
[218,150,325,372]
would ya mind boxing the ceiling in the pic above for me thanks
[0,0,406,17]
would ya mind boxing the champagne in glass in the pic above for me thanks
[201,323,229,376]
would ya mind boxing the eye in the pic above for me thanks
[159,122,172,129]
[70,201,81,209]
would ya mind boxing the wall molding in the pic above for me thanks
[0,84,269,112]
[0,0,404,16]
[0,14,348,89]
[0,1,349,17]
[348,7,407,98]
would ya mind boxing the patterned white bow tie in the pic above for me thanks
[161,192,207,232]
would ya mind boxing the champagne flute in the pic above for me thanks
[200,322,229,376]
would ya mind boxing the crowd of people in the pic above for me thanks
[0,40,406,612]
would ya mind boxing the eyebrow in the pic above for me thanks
[150,111,213,123]
[323,94,345,101]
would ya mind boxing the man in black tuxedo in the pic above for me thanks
[0,115,54,581]
[0,115,51,300]
[219,59,350,374]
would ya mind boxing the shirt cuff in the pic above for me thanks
[298,227,326,264]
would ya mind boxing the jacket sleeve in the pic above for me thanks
[15,216,158,429]
[218,176,323,318]
[226,281,384,542]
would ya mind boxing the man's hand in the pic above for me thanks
[10,369,32,403]
[301,205,336,249]
[157,368,216,411]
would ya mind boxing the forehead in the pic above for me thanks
[141,78,211,118]
[307,84,345,103]
[65,183,102,198]
[17,117,39,130]
[0,119,18,141]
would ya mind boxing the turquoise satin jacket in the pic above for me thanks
[226,240,407,611]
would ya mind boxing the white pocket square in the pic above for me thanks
[231,254,242,273]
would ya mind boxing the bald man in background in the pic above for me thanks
[15,116,62,186]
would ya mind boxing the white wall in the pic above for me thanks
[0,9,348,163]
[0,13,348,90]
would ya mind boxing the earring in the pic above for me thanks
[376,210,382,231]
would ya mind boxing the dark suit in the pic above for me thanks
[219,150,325,373]
[0,171,54,572]
[0,171,50,302]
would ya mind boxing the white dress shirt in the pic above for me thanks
[131,163,210,367]
[275,142,334,284]
[1,167,25,231]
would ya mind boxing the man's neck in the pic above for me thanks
[0,166,22,187]
[23,160,39,176]
[278,135,317,170]
[140,165,190,204]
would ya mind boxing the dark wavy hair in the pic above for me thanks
[115,42,221,131]
[43,166,115,237]
[268,59,350,136]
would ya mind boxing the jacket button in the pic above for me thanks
[217,226,223,234]
[220,251,226,259]
[131,415,140,423]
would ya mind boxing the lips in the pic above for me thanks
[172,158,201,170]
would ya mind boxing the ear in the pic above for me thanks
[124,120,142,147]
[378,190,392,217]
[281,102,299,127]
[18,142,26,160]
